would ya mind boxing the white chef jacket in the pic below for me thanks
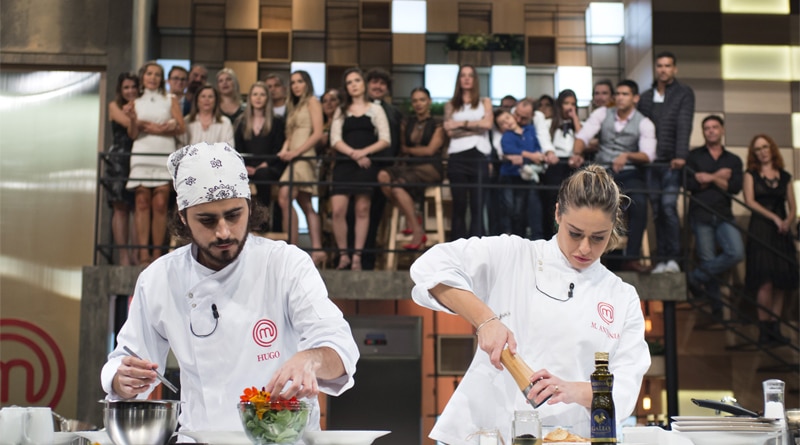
[410,235,650,444]
[101,235,360,433]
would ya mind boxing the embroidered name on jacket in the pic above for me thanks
[591,302,620,339]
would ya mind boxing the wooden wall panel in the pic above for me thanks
[159,35,191,59]
[359,38,392,67]
[555,9,584,38]
[293,33,326,62]
[427,0,458,33]
[525,10,555,36]
[193,36,226,62]
[392,34,426,65]
[224,61,258,94]
[327,5,359,36]
[723,80,793,115]
[261,5,293,30]
[194,4,226,30]
[327,39,358,65]
[556,38,587,66]
[292,0,325,31]
[492,0,524,35]
[158,0,192,28]
[226,0,258,30]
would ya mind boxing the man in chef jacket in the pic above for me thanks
[101,141,360,432]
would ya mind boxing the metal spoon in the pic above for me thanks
[122,345,179,394]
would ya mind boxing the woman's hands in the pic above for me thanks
[528,369,592,408]
[477,319,517,370]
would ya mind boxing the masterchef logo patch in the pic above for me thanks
[252,319,278,347]
[597,302,614,325]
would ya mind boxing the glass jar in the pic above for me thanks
[512,410,542,445]
[763,379,786,419]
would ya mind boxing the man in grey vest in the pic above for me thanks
[569,80,656,273]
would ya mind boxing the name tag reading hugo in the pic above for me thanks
[252,319,281,362]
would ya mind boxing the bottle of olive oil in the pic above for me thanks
[590,352,616,443]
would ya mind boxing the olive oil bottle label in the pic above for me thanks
[590,408,616,443]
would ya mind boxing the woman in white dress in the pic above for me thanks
[126,61,185,263]
[180,85,234,147]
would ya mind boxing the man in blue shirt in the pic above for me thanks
[494,109,545,239]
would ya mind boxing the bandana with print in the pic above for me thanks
[167,142,250,211]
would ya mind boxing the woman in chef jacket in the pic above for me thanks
[410,165,650,444]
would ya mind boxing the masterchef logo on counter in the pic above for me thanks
[597,302,614,324]
[252,319,278,347]
[0,318,66,408]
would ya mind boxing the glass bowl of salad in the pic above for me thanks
[238,387,311,445]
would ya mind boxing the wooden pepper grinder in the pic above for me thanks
[500,348,550,408]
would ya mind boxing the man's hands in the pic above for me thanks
[112,356,160,399]
[264,347,347,400]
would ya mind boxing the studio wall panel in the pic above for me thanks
[652,0,720,12]
[723,80,792,114]
[492,0,524,35]
[293,0,325,31]
[427,0,459,33]
[653,12,722,46]
[722,14,792,45]
[327,39,358,66]
[158,0,192,28]
[724,113,793,147]
[392,34,426,65]
[683,78,724,112]
[226,0,258,30]
[159,35,192,59]
[524,9,555,37]
[293,34,326,62]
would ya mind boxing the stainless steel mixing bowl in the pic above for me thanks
[102,400,180,445]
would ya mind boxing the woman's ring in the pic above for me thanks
[554,385,559,393]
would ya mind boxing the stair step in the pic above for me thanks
[757,363,800,373]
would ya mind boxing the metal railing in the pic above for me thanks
[93,152,798,359]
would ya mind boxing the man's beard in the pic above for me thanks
[193,232,248,270]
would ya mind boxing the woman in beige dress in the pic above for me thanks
[277,70,325,265]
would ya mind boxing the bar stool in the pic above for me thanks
[385,183,448,270]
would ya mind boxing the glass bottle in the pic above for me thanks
[512,410,542,445]
[590,352,616,444]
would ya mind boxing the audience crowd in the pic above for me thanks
[104,53,797,340]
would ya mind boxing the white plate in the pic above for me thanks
[54,432,77,445]
[177,431,251,445]
[674,430,779,445]
[74,431,114,445]
[671,416,772,423]
[673,424,779,432]
[303,430,391,445]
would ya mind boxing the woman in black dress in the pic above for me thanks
[329,68,391,270]
[106,72,139,265]
[377,87,444,250]
[743,133,797,344]
[234,82,286,225]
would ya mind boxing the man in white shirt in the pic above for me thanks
[101,142,359,432]
[570,80,656,273]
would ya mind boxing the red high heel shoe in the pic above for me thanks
[401,215,423,235]
[402,235,427,251]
